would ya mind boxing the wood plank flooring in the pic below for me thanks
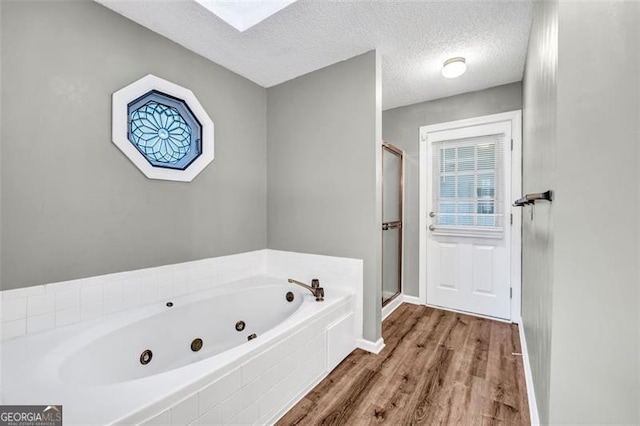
[277,303,530,426]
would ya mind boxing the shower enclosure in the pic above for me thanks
[382,142,404,306]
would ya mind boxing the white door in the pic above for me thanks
[420,114,520,321]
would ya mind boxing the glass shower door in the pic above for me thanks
[382,143,403,306]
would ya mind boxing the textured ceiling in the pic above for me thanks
[96,0,533,110]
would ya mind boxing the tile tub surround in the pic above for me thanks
[0,250,264,342]
[137,301,355,426]
[3,278,356,425]
[266,250,364,346]
[0,249,364,343]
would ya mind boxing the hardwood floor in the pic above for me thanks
[277,303,530,426]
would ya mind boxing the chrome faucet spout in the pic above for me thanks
[288,278,325,301]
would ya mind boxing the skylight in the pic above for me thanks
[195,0,298,32]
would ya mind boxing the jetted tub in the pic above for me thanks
[2,276,356,425]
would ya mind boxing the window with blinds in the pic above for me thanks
[432,133,505,236]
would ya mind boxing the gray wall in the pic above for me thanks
[523,1,640,423]
[521,1,557,423]
[550,2,639,423]
[267,51,382,342]
[382,82,522,298]
[1,1,267,290]
[0,0,4,393]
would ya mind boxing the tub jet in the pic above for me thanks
[191,338,203,352]
[140,349,153,365]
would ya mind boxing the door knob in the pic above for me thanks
[429,211,436,218]
[429,224,436,231]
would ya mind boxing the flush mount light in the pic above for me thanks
[195,0,298,32]
[442,57,467,79]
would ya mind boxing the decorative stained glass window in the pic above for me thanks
[127,91,202,170]
[112,74,214,182]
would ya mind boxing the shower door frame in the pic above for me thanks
[381,142,404,307]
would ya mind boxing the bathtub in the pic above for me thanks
[2,276,356,425]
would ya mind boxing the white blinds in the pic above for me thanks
[431,133,505,231]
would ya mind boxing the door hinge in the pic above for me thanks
[511,139,513,151]
[510,288,513,299]
[510,213,513,225]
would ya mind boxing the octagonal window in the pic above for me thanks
[113,74,214,182]
[127,91,202,170]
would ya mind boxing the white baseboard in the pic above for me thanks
[356,337,385,354]
[519,318,540,426]
[402,295,423,305]
[382,295,404,320]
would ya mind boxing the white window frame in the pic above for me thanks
[112,74,214,182]
[429,122,509,239]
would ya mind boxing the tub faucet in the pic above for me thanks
[288,278,324,301]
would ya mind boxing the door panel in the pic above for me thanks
[438,243,458,290]
[472,245,494,294]
[382,227,401,302]
[383,148,401,223]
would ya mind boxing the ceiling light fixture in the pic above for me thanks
[442,57,466,79]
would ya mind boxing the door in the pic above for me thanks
[421,118,516,320]
[382,143,403,306]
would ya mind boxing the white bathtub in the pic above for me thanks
[2,276,356,425]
